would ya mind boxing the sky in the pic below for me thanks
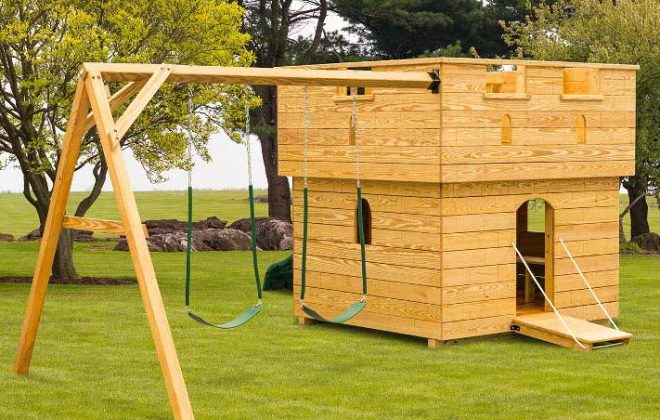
[0,5,350,194]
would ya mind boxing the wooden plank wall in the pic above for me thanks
[291,178,444,340]
[440,63,636,183]
[441,177,620,340]
[278,63,442,183]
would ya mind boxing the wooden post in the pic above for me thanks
[85,70,193,420]
[14,77,91,374]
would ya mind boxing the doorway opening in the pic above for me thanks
[515,199,554,315]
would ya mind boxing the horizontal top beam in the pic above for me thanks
[82,63,436,89]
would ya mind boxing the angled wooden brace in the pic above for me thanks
[84,70,193,420]
[14,75,91,374]
[83,79,148,132]
[113,64,172,142]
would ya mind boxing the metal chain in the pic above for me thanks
[245,96,253,186]
[302,86,310,188]
[352,94,361,187]
[187,87,194,189]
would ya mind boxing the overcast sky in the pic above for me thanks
[0,6,349,194]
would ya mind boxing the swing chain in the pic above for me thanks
[303,86,310,188]
[351,93,361,188]
[245,93,253,186]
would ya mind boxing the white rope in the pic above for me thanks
[351,94,361,188]
[512,243,586,350]
[558,237,620,330]
[302,86,310,188]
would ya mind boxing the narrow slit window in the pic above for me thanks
[576,114,586,144]
[356,198,372,245]
[501,114,512,144]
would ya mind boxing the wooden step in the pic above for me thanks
[512,312,631,351]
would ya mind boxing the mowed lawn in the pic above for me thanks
[0,191,658,419]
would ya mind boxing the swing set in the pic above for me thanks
[14,62,437,420]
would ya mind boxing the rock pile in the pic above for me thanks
[114,216,292,253]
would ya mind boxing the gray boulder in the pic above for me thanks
[229,217,293,251]
[114,228,251,252]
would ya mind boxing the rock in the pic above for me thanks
[0,233,14,242]
[18,229,42,242]
[143,219,188,236]
[193,228,252,251]
[229,217,293,251]
[255,195,268,203]
[143,217,227,236]
[195,216,227,230]
[114,229,251,252]
[632,232,660,252]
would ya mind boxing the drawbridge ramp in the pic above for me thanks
[512,312,632,351]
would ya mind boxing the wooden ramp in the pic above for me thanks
[512,313,632,351]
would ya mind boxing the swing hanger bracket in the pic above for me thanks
[427,69,441,94]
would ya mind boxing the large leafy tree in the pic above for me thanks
[239,0,338,222]
[0,0,253,279]
[330,0,510,58]
[503,0,660,239]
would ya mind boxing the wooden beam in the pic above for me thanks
[62,215,148,237]
[114,66,172,141]
[85,71,193,420]
[14,75,91,374]
[82,62,436,89]
[83,80,147,132]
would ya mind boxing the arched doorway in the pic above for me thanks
[515,199,554,315]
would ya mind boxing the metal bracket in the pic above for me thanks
[510,325,520,331]
[428,69,440,94]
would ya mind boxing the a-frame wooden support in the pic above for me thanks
[14,66,194,420]
[13,62,436,420]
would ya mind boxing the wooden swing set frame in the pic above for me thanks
[13,62,437,420]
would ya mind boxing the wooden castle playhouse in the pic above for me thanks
[278,57,637,350]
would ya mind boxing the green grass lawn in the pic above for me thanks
[0,191,658,419]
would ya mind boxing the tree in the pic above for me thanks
[502,0,660,239]
[330,0,512,58]
[0,0,253,279]
[239,0,334,222]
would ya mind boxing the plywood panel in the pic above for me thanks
[299,254,441,286]
[441,145,633,165]
[293,270,442,304]
[554,285,618,308]
[292,206,442,234]
[443,315,513,340]
[443,298,516,322]
[299,239,441,270]
[443,281,515,305]
[443,264,515,287]
[443,247,513,269]
[554,270,619,293]
[441,161,634,183]
[280,160,440,183]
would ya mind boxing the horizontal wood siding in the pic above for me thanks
[292,178,443,339]
[440,177,621,338]
[439,63,636,183]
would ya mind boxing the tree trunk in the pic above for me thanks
[254,85,291,222]
[52,230,78,280]
[625,182,650,240]
[30,176,79,281]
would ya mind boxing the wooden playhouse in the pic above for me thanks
[278,57,637,350]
